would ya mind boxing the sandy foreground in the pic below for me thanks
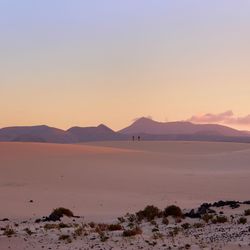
[0,141,250,249]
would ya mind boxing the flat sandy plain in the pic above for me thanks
[1,141,250,249]
[0,141,250,220]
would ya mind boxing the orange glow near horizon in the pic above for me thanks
[1,1,250,131]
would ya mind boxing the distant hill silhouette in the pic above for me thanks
[0,118,250,143]
[68,124,126,142]
[119,117,246,137]
[0,125,75,143]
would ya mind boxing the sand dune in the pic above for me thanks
[0,141,250,221]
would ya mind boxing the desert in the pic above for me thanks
[1,141,250,249]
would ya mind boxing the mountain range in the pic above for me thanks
[1,117,250,143]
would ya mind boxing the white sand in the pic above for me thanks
[1,141,250,250]
[0,141,250,221]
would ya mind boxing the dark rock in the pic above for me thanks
[0,218,9,222]
[212,200,240,208]
[185,209,200,218]
[35,219,41,223]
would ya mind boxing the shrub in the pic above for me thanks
[244,209,250,216]
[164,205,182,218]
[212,216,228,224]
[152,227,159,232]
[44,224,59,230]
[88,222,96,228]
[150,220,157,226]
[117,217,125,223]
[193,223,204,228]
[59,234,72,243]
[181,223,190,230]
[127,214,137,223]
[136,205,161,222]
[238,217,247,224]
[95,223,108,232]
[152,232,163,240]
[58,222,70,228]
[52,207,73,217]
[24,228,33,235]
[162,217,169,225]
[108,224,123,231]
[175,217,182,223]
[3,226,15,237]
[48,207,74,221]
[202,214,214,223]
[169,227,180,237]
[99,232,109,242]
[74,226,84,237]
[122,226,142,237]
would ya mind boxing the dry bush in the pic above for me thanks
[136,205,161,222]
[88,222,96,228]
[244,209,250,216]
[51,207,74,217]
[238,217,247,224]
[162,217,169,225]
[59,234,72,243]
[212,216,228,224]
[24,228,33,235]
[169,227,180,237]
[108,224,123,231]
[74,226,84,237]
[118,217,125,223]
[123,226,142,237]
[44,224,59,230]
[193,223,204,228]
[164,205,182,218]
[95,223,108,233]
[3,226,15,237]
[202,214,214,223]
[181,223,190,230]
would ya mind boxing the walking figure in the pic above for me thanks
[138,136,140,141]
[132,136,135,141]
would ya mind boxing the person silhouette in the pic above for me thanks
[132,136,135,141]
[138,136,140,141]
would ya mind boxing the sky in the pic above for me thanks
[0,0,250,131]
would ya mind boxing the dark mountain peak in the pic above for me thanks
[0,125,75,143]
[119,118,246,137]
[97,124,113,131]
[133,117,155,124]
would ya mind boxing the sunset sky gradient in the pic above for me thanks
[1,1,250,130]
